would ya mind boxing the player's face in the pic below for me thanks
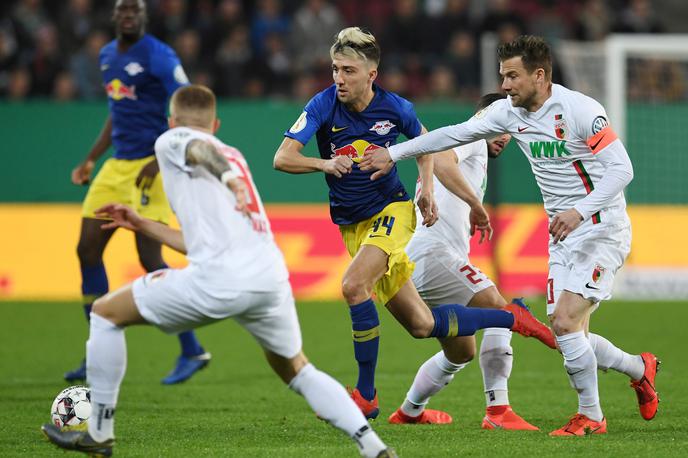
[113,0,146,39]
[332,55,377,105]
[499,57,539,109]
[487,133,511,158]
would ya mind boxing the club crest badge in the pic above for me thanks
[554,114,567,140]
[369,120,396,135]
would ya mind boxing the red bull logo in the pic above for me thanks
[106,79,137,101]
[331,139,382,163]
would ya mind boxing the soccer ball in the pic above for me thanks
[50,385,92,428]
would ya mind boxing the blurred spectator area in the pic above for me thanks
[0,0,686,101]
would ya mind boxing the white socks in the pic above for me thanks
[86,313,126,442]
[556,331,603,422]
[589,333,644,380]
[289,363,386,458]
[479,328,513,407]
[401,351,467,417]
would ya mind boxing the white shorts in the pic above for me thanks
[132,267,302,358]
[408,240,493,307]
[546,222,631,315]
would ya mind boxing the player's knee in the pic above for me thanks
[407,317,434,339]
[91,297,112,321]
[76,239,102,266]
[447,347,475,364]
[550,312,576,336]
[341,276,371,305]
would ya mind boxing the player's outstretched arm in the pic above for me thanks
[71,115,113,185]
[274,138,353,177]
[434,150,492,243]
[95,203,187,254]
[185,139,251,217]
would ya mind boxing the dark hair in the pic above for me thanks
[476,93,507,112]
[497,35,552,80]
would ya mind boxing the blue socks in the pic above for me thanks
[349,299,380,401]
[81,264,109,322]
[178,331,205,357]
[430,304,515,338]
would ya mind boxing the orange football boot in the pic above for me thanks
[504,299,556,349]
[549,413,607,436]
[482,405,539,430]
[349,387,380,420]
[630,352,660,420]
[388,408,452,424]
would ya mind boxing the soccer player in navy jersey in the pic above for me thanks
[65,0,210,385]
[274,27,556,420]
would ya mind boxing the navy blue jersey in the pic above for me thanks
[285,84,422,225]
[100,34,189,159]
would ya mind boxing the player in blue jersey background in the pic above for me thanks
[65,0,211,385]
[274,27,554,421]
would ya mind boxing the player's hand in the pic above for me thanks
[226,177,252,218]
[135,159,160,189]
[469,203,493,244]
[71,160,95,185]
[417,190,438,227]
[359,147,394,180]
[549,208,583,244]
[95,203,143,232]
[322,156,353,178]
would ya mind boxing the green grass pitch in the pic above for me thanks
[1,300,686,457]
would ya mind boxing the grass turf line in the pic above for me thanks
[1,300,686,457]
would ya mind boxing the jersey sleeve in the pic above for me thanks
[154,128,199,172]
[150,44,190,97]
[570,94,619,155]
[389,100,508,162]
[397,97,422,139]
[283,94,326,145]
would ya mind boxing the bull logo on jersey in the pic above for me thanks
[591,264,606,284]
[369,120,396,135]
[124,62,144,76]
[554,113,567,140]
[105,79,137,101]
[331,140,388,163]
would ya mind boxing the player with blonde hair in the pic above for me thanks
[275,28,556,420]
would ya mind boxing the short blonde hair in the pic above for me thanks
[169,84,216,128]
[329,27,380,66]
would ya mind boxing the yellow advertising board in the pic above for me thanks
[1,204,686,301]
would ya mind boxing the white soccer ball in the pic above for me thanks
[50,385,92,428]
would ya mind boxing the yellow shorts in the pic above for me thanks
[82,157,171,224]
[339,200,416,305]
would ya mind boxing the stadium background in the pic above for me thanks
[1,0,687,301]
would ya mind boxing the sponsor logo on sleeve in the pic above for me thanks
[289,111,308,133]
[591,116,608,134]
[173,65,189,84]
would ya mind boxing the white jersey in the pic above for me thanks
[411,140,488,256]
[391,84,630,228]
[154,127,289,293]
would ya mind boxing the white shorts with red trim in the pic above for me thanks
[408,239,494,307]
[546,222,631,315]
[132,267,302,358]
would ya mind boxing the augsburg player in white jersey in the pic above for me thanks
[391,94,543,430]
[361,36,660,436]
[41,85,395,458]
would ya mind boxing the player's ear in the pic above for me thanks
[213,118,220,134]
[369,67,378,84]
[168,117,175,128]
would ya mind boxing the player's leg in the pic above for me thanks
[265,350,392,457]
[134,164,210,385]
[389,336,471,424]
[340,243,390,417]
[468,286,540,430]
[135,231,210,384]
[240,286,393,458]
[66,217,116,382]
[549,290,606,436]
